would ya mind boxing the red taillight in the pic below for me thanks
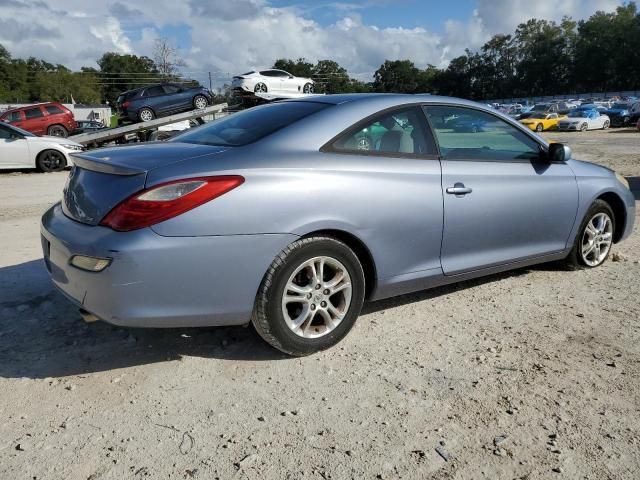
[122,101,130,109]
[100,176,244,232]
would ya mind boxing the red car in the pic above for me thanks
[0,102,77,137]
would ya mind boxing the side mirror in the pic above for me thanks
[547,143,571,163]
[289,75,294,79]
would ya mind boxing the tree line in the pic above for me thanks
[0,3,638,105]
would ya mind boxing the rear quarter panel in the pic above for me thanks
[147,148,444,286]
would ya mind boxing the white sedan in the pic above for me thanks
[557,110,610,131]
[0,122,84,172]
[232,69,315,95]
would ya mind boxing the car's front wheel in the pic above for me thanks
[536,123,543,132]
[252,237,365,356]
[566,200,615,269]
[580,123,588,131]
[36,150,67,173]
[602,120,610,130]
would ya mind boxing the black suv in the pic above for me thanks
[116,83,213,123]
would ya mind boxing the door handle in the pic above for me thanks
[446,183,472,195]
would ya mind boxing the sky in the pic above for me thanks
[0,0,625,87]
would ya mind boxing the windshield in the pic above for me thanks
[1,122,35,137]
[529,113,546,119]
[568,110,590,118]
[171,101,330,147]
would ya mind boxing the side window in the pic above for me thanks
[330,107,437,156]
[424,105,540,161]
[24,107,44,119]
[163,85,181,94]
[45,105,65,115]
[6,111,22,123]
[144,86,165,97]
[259,70,276,77]
[275,70,290,77]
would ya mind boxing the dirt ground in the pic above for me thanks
[0,128,639,480]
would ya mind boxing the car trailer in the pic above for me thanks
[70,103,228,148]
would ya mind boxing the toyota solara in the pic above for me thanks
[41,94,635,356]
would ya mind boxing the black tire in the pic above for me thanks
[252,236,366,356]
[602,120,610,130]
[566,199,615,269]
[193,95,209,110]
[138,108,155,122]
[303,83,314,94]
[580,123,588,132]
[47,125,68,138]
[36,150,67,173]
[536,123,544,132]
[254,82,268,93]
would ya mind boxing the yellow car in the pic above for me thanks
[519,113,565,132]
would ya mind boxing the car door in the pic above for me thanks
[323,106,444,289]
[0,124,31,167]
[161,84,188,112]
[424,105,578,276]
[278,71,299,92]
[143,85,168,114]
[23,107,48,135]
[258,71,279,92]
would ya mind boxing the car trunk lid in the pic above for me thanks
[62,143,230,225]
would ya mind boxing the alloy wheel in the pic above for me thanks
[139,109,154,122]
[581,212,613,267]
[38,150,65,172]
[194,96,208,109]
[254,83,267,93]
[281,256,352,339]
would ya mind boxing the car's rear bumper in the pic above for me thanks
[41,203,297,328]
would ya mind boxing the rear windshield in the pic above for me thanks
[171,101,330,147]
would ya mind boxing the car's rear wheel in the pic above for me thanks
[536,123,543,132]
[36,150,67,173]
[303,83,314,94]
[566,200,615,269]
[193,95,208,110]
[602,120,610,130]
[252,237,365,356]
[138,108,155,122]
[254,83,268,93]
[580,123,588,131]
[47,125,68,138]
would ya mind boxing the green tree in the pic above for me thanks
[97,52,158,104]
[273,58,314,78]
[373,60,423,93]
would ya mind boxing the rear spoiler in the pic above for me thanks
[71,152,146,176]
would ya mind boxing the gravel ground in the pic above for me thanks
[0,129,639,479]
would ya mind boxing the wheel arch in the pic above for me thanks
[597,191,627,243]
[300,229,378,300]
[35,147,68,170]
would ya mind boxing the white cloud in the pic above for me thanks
[0,0,625,84]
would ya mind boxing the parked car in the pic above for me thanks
[0,102,77,137]
[0,122,83,171]
[447,114,487,132]
[604,102,632,127]
[148,119,201,141]
[232,69,315,95]
[116,83,213,124]
[71,120,107,135]
[557,109,610,131]
[519,112,565,132]
[40,94,634,356]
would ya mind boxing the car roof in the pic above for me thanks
[1,102,61,113]
[281,93,486,109]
